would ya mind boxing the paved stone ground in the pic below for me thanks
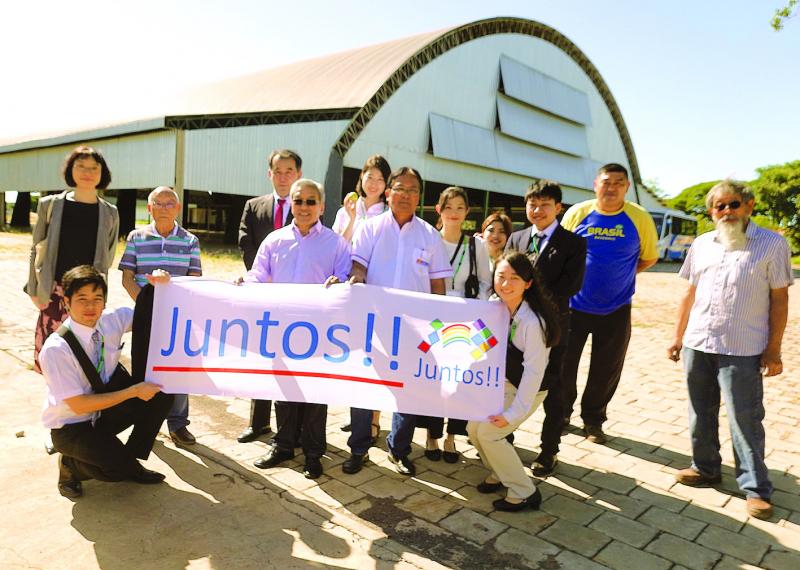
[1,231,798,569]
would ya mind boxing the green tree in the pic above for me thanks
[749,160,800,251]
[772,0,798,30]
[666,180,719,219]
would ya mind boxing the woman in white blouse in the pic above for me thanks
[331,155,391,242]
[419,186,493,463]
[467,251,560,511]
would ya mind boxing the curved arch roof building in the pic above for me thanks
[0,17,661,230]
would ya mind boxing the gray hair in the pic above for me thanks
[147,186,180,205]
[290,179,324,202]
[704,179,754,210]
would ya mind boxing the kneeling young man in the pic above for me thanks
[41,265,173,498]
[244,179,351,479]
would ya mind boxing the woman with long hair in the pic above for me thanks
[480,211,512,270]
[332,154,391,242]
[419,186,492,463]
[26,145,119,374]
[466,251,560,511]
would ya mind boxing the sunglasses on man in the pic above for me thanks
[713,200,741,212]
[292,198,318,206]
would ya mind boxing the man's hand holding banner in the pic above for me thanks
[147,279,507,421]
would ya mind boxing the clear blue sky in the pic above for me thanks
[1,0,798,196]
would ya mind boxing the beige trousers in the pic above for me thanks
[467,385,548,500]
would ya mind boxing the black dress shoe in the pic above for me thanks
[170,426,196,446]
[237,426,272,443]
[443,450,460,463]
[254,447,294,469]
[303,457,323,479]
[388,454,416,476]
[342,453,367,474]
[130,464,166,484]
[340,423,352,432]
[58,455,83,498]
[424,448,442,461]
[531,453,558,477]
[493,488,542,512]
[477,480,504,494]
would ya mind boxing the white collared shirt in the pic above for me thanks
[39,308,133,429]
[352,211,452,292]
[680,221,793,356]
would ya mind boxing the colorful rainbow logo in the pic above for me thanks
[417,318,498,361]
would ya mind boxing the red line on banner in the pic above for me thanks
[152,366,404,388]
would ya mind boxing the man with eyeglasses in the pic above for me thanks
[559,163,659,445]
[667,180,792,520]
[244,179,351,479]
[119,186,202,446]
[237,149,303,444]
[342,166,452,476]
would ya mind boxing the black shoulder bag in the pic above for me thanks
[56,326,136,394]
[463,234,480,299]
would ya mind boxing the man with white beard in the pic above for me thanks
[667,180,793,520]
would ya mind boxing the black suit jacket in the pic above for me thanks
[506,224,587,319]
[238,194,293,270]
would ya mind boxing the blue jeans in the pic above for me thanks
[166,394,190,432]
[347,408,416,458]
[684,348,772,500]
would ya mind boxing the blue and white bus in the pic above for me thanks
[649,209,698,261]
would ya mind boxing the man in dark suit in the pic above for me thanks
[236,149,302,443]
[506,180,586,476]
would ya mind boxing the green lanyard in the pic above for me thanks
[509,304,521,342]
[451,237,468,289]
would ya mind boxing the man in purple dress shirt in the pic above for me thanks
[667,180,793,520]
[245,179,351,479]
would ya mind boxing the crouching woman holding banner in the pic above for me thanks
[467,251,559,512]
[41,266,173,498]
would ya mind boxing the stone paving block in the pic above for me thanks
[629,483,687,513]
[541,493,604,525]
[713,555,763,570]
[325,462,382,486]
[359,475,418,500]
[548,459,591,480]
[681,502,747,532]
[594,539,671,570]
[579,451,633,472]
[303,478,365,508]
[671,481,732,507]
[545,473,599,499]
[740,517,800,552]
[446,484,498,514]
[588,511,657,548]
[492,528,560,567]
[588,489,649,519]
[448,463,489,486]
[638,506,707,541]
[439,508,507,545]
[640,418,686,435]
[762,550,800,570]
[488,507,557,535]
[624,462,681,490]
[582,470,638,495]
[538,519,611,557]
[696,524,770,565]
[554,549,608,570]
[405,469,462,497]
[397,491,460,523]
[772,489,800,512]
[645,532,722,569]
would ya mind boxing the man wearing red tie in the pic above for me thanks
[237,149,302,443]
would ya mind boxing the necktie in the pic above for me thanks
[529,232,545,257]
[91,330,106,383]
[274,198,286,230]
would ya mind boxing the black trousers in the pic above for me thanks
[539,342,567,455]
[273,401,326,458]
[416,416,467,438]
[52,392,173,481]
[249,399,273,430]
[561,305,632,426]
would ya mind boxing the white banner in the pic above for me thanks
[147,279,507,420]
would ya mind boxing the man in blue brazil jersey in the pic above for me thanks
[560,163,659,444]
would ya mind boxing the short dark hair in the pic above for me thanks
[268,149,302,171]
[597,163,629,179]
[481,211,512,237]
[62,265,108,299]
[525,180,563,204]
[387,166,423,190]
[355,154,391,201]
[62,146,112,189]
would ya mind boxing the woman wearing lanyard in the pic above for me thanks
[333,155,391,440]
[419,186,492,462]
[466,251,559,511]
[332,154,391,242]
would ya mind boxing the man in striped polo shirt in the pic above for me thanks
[667,180,793,520]
[119,186,202,446]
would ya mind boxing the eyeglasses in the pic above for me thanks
[151,201,178,209]
[390,185,420,195]
[713,200,742,212]
[292,198,318,206]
